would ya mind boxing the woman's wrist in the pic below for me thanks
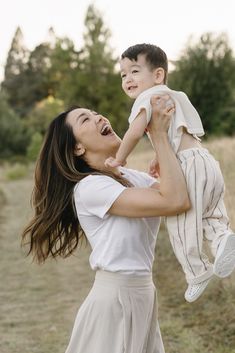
[150,130,169,148]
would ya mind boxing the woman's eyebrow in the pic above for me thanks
[76,112,87,122]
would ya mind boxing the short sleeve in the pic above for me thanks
[134,170,157,187]
[75,175,126,219]
[120,167,157,188]
[129,95,152,125]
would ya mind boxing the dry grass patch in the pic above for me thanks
[0,136,234,353]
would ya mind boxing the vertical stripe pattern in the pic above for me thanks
[166,148,232,284]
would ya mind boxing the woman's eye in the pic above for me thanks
[132,70,138,74]
[82,117,89,123]
[121,74,126,79]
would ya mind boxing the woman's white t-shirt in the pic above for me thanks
[74,167,161,275]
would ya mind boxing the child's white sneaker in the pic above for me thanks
[184,278,211,303]
[214,233,235,278]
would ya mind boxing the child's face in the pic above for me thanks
[120,54,159,99]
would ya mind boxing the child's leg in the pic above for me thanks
[201,155,235,277]
[203,192,233,257]
[166,149,216,285]
[166,203,213,285]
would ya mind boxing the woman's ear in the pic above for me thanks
[74,143,85,156]
[154,68,165,84]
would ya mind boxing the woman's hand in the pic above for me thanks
[148,95,175,138]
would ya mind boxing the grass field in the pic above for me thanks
[0,137,235,353]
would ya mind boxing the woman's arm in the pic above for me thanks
[109,95,190,217]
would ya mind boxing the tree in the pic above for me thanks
[3,27,28,77]
[1,5,131,142]
[25,96,65,136]
[67,4,130,136]
[67,4,116,106]
[169,32,235,135]
[12,42,54,117]
[48,36,81,102]
[0,92,28,158]
[2,28,55,117]
[1,27,29,115]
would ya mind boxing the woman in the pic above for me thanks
[22,95,190,353]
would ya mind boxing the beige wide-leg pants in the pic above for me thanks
[166,148,233,284]
[65,270,165,353]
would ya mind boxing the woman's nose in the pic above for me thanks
[95,114,103,123]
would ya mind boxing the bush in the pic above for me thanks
[0,92,28,158]
[26,132,43,161]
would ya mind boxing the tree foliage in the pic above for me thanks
[1,5,130,142]
[64,4,130,135]
[25,96,65,135]
[1,27,29,116]
[2,27,55,117]
[1,10,235,161]
[0,92,28,158]
[26,132,43,161]
[169,32,235,135]
[48,36,81,102]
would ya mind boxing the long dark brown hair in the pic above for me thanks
[22,107,131,263]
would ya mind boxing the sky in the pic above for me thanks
[1,0,235,81]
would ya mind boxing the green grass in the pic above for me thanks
[5,163,29,180]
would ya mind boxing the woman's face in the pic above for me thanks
[66,108,121,157]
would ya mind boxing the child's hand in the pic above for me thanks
[104,157,126,168]
[148,157,160,178]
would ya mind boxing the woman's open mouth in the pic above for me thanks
[100,124,113,136]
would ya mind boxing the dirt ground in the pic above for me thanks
[0,177,95,353]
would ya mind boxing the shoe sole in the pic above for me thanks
[214,234,235,278]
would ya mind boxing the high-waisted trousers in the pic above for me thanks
[65,270,165,353]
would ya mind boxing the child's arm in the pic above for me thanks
[105,110,147,167]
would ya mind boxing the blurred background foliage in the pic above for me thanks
[0,4,235,162]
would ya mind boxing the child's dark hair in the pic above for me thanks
[121,43,168,83]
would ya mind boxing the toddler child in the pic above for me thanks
[105,43,235,302]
